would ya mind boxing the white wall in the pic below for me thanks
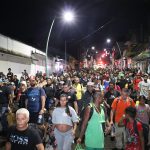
[0,34,46,57]
[0,34,63,76]
[0,60,31,78]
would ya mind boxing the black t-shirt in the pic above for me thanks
[7,126,42,150]
[0,85,11,105]
[7,72,13,81]
[104,90,120,106]
[44,84,56,99]
[19,90,27,108]
[118,79,127,89]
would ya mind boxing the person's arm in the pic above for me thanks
[72,122,77,136]
[8,94,13,105]
[139,130,144,150]
[110,109,115,125]
[36,143,44,150]
[39,88,46,114]
[103,99,110,109]
[5,142,11,150]
[25,98,28,109]
[77,106,91,143]
[105,118,111,134]
[74,101,78,114]
[39,95,46,114]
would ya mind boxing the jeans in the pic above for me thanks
[115,123,126,149]
[54,128,74,150]
[0,106,8,133]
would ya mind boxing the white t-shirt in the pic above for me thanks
[52,106,78,126]
[138,81,150,98]
[148,79,150,84]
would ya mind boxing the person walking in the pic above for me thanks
[110,88,135,150]
[6,108,44,150]
[77,92,111,150]
[52,94,78,150]
[25,76,46,124]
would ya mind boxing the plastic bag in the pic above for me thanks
[75,144,84,150]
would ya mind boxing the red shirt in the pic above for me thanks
[123,119,143,150]
[133,78,142,91]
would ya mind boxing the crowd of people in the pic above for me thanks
[0,67,150,150]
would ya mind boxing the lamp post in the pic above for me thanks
[65,40,67,69]
[45,10,75,76]
[106,38,123,70]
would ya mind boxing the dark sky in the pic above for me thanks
[0,0,150,59]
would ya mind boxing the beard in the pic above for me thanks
[30,84,36,87]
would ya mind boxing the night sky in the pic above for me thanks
[0,0,149,59]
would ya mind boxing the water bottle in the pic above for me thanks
[48,116,52,124]
[111,124,115,137]
[111,124,115,141]
[37,114,44,125]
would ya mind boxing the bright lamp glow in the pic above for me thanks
[91,46,95,50]
[63,11,75,22]
[106,39,111,43]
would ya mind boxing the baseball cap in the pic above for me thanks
[59,81,65,85]
[21,81,27,86]
[87,82,94,86]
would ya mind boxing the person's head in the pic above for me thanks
[143,74,148,82]
[120,75,124,80]
[40,76,44,82]
[59,94,68,107]
[109,81,115,91]
[14,75,17,80]
[74,77,80,84]
[8,68,11,72]
[93,92,104,105]
[29,76,36,87]
[26,80,30,87]
[63,84,70,93]
[136,73,141,79]
[20,81,27,90]
[24,70,26,73]
[139,95,147,105]
[16,108,29,130]
[121,88,129,100]
[87,82,94,93]
[125,106,136,120]
[47,78,52,85]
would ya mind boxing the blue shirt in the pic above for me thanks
[27,87,46,112]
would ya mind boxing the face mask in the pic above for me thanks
[144,79,147,82]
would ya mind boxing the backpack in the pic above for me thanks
[125,119,149,148]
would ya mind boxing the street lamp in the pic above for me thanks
[91,46,95,50]
[106,38,111,44]
[106,38,123,70]
[45,10,75,76]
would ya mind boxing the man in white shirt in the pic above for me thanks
[138,74,150,102]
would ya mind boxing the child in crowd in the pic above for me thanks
[136,95,150,148]
[118,106,144,150]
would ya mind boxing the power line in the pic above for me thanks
[76,18,115,43]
